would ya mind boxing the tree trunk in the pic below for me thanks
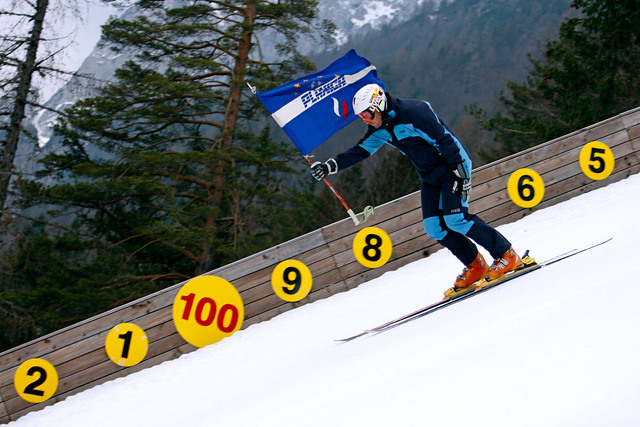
[196,2,256,275]
[0,0,49,216]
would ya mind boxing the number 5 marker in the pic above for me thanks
[579,141,614,180]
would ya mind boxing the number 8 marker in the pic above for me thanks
[353,226,393,268]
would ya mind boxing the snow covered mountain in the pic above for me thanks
[324,0,444,44]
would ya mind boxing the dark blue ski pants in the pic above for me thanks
[420,176,511,266]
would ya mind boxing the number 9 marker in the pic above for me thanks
[271,260,313,302]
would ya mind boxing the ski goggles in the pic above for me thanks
[357,108,376,122]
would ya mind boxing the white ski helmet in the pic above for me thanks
[352,83,386,117]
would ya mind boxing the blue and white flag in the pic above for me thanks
[256,49,385,155]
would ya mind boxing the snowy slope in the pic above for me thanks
[9,172,640,426]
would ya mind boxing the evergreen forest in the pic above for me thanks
[1,0,639,351]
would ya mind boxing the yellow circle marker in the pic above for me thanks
[271,260,313,302]
[579,140,615,180]
[353,226,393,268]
[105,323,149,367]
[173,275,244,348]
[508,168,545,208]
[14,358,58,403]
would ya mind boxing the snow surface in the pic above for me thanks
[9,173,640,427]
[351,1,400,28]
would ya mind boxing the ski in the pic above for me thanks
[336,237,612,342]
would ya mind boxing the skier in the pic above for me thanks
[310,84,523,296]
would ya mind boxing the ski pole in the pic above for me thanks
[305,156,373,226]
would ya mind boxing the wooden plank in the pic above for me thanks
[0,303,186,396]
[243,264,348,320]
[627,123,640,141]
[584,117,626,142]
[0,378,10,416]
[620,107,640,129]
[0,292,177,371]
[231,244,337,298]
[496,156,639,226]
[342,244,439,290]
[481,129,623,186]
[241,273,360,329]
[2,320,184,412]
[326,207,423,266]
[233,250,343,313]
[471,136,639,221]
[496,162,640,228]
[473,133,583,183]
[210,230,328,281]
[1,321,194,418]
[0,229,330,362]
[0,238,332,375]
[320,192,422,243]
[335,229,435,283]
[244,254,344,301]
[486,138,640,222]
[473,116,629,185]
[5,347,186,423]
[0,243,342,391]
[0,395,7,424]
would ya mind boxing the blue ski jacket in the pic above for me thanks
[334,93,472,185]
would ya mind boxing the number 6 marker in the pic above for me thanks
[507,168,545,208]
[173,276,244,348]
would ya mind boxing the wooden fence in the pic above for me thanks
[2,106,639,423]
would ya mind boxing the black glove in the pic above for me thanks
[310,158,338,181]
[452,162,472,201]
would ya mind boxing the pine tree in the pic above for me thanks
[0,0,49,219]
[470,0,640,161]
[2,0,334,347]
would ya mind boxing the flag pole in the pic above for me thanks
[304,156,373,226]
[247,81,373,226]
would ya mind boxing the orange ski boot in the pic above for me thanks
[444,252,489,297]
[485,247,524,282]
